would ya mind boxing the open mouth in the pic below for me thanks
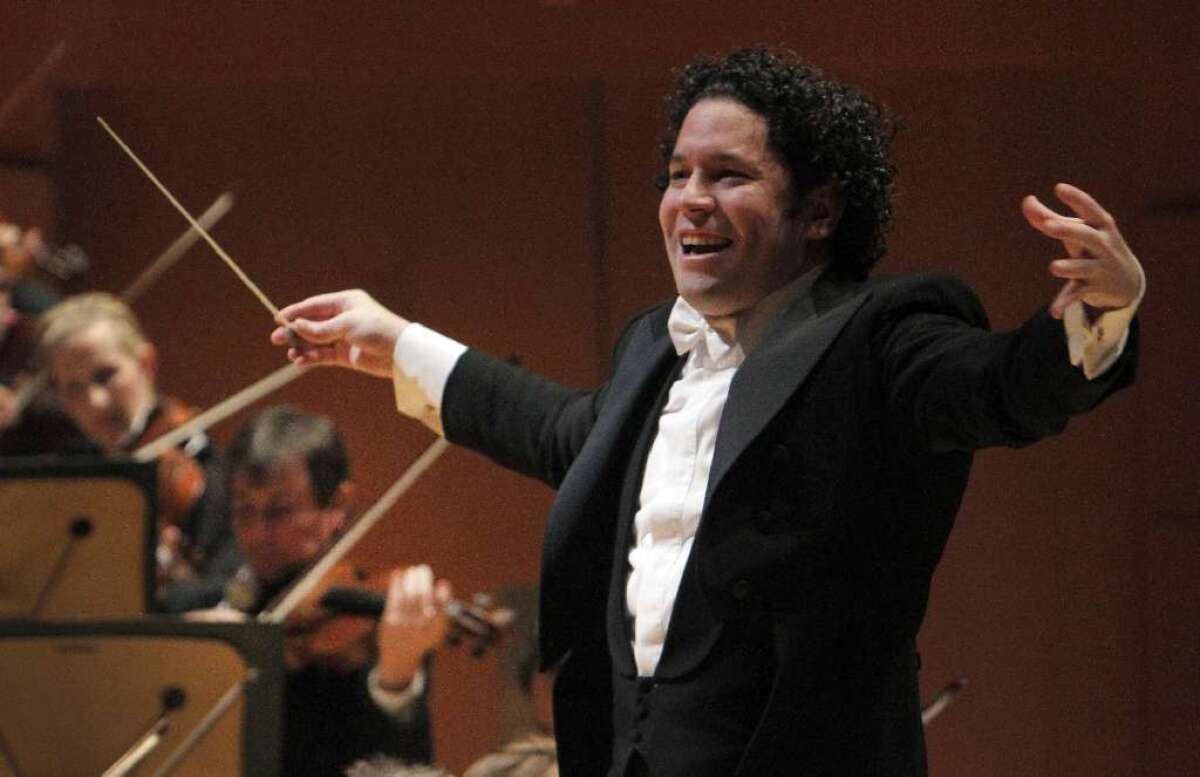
[681,236,733,255]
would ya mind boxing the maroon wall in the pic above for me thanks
[3,2,1196,773]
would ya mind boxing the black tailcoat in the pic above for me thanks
[442,271,1138,776]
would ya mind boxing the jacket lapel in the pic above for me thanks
[704,274,870,508]
[539,306,677,668]
[655,274,869,680]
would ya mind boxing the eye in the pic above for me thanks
[93,366,117,386]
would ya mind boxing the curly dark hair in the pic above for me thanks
[658,47,896,278]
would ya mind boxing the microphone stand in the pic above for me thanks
[28,516,93,617]
[150,670,258,777]
[0,725,27,777]
[100,686,187,777]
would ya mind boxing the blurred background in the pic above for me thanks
[1,1,1196,774]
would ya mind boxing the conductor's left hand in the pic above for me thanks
[1021,183,1145,320]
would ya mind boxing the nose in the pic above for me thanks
[680,173,716,218]
[86,384,110,411]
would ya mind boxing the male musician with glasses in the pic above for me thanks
[196,405,447,777]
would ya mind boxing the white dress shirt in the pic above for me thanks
[390,272,1142,676]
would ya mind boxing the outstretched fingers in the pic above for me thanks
[1052,182,1115,229]
[1023,183,1144,316]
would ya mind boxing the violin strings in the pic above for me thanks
[97,117,282,319]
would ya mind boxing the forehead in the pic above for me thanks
[52,322,135,371]
[231,458,314,504]
[671,97,772,160]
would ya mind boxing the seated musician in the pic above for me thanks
[210,405,448,776]
[32,291,238,609]
[0,226,85,454]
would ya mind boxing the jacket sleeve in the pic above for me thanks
[441,351,605,488]
[873,273,1139,452]
[439,309,657,487]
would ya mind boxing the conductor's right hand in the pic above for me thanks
[271,290,409,379]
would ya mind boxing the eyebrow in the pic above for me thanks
[669,151,754,167]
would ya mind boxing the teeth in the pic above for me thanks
[681,235,732,254]
[681,236,730,247]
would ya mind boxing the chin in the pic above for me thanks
[679,291,744,319]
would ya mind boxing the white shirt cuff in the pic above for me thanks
[392,323,468,434]
[1063,263,1145,380]
[367,665,426,721]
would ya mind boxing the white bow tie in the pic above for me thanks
[667,297,741,367]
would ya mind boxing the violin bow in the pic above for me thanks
[6,192,237,422]
[120,191,236,303]
[131,363,308,462]
[921,677,968,726]
[0,41,67,135]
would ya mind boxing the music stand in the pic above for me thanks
[0,457,156,618]
[0,618,283,777]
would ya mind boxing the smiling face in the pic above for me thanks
[659,97,826,319]
[49,321,157,452]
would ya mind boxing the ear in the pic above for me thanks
[324,480,356,534]
[137,341,159,381]
[802,181,844,240]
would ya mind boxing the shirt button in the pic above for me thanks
[770,443,791,468]
[755,509,777,531]
[732,579,753,601]
[631,729,644,744]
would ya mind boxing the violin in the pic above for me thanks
[0,220,90,290]
[271,559,513,674]
[125,396,210,585]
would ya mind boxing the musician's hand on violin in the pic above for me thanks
[375,565,453,691]
[272,290,410,379]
